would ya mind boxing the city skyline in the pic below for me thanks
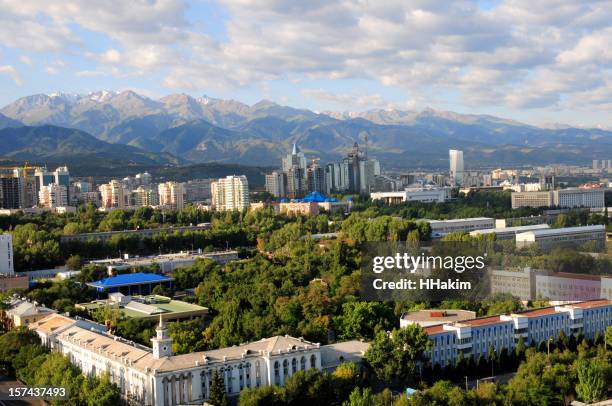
[0,1,611,128]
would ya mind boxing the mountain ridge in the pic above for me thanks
[2,91,611,168]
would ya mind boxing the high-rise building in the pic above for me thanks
[0,234,14,275]
[449,149,464,186]
[99,180,127,209]
[539,174,555,191]
[307,162,326,193]
[286,166,307,199]
[282,143,308,172]
[132,186,159,207]
[38,184,68,208]
[184,179,211,202]
[265,171,287,198]
[211,175,250,211]
[0,176,21,209]
[158,182,185,209]
[35,166,71,204]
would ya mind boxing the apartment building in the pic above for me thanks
[424,299,612,368]
[211,175,250,211]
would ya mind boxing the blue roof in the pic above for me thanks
[301,191,338,203]
[88,272,173,288]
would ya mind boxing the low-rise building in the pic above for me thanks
[0,274,29,292]
[77,293,208,322]
[511,189,605,209]
[6,299,55,327]
[31,314,368,405]
[469,224,550,240]
[371,187,451,204]
[427,217,495,237]
[424,299,612,368]
[86,272,174,295]
[515,225,606,251]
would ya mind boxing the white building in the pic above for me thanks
[38,183,68,208]
[158,182,185,210]
[469,224,550,241]
[515,224,606,251]
[535,273,601,304]
[400,309,476,328]
[449,149,464,187]
[0,234,14,275]
[424,300,612,368]
[371,187,451,204]
[427,217,495,237]
[211,175,250,211]
[31,313,367,406]
[511,188,605,209]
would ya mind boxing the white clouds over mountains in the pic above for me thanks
[0,0,611,114]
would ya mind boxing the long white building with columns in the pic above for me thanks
[30,313,368,406]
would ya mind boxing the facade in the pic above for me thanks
[400,309,476,328]
[0,233,14,274]
[278,202,319,216]
[427,217,495,237]
[469,224,550,241]
[6,299,55,327]
[424,300,612,368]
[133,186,159,207]
[0,274,28,292]
[265,171,287,198]
[100,180,128,209]
[0,176,21,209]
[511,189,605,209]
[38,183,68,208]
[211,175,250,211]
[371,187,451,204]
[31,313,366,406]
[184,179,212,202]
[489,268,536,301]
[449,149,464,187]
[515,224,606,251]
[158,182,185,210]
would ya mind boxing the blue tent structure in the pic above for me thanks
[87,272,174,295]
[299,192,339,203]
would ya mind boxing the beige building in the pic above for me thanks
[158,182,185,209]
[100,180,127,209]
[38,183,68,208]
[211,175,249,211]
[6,299,55,327]
[511,188,605,209]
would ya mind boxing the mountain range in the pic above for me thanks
[1,90,610,169]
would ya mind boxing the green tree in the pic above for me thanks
[65,254,83,271]
[238,385,284,406]
[84,373,120,406]
[342,387,374,406]
[208,370,229,406]
[333,301,395,340]
[364,324,431,385]
[575,360,606,403]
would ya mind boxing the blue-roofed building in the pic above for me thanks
[86,272,174,295]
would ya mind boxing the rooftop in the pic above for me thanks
[470,224,550,235]
[427,217,494,224]
[401,309,476,323]
[87,273,173,288]
[518,224,605,237]
[77,295,208,319]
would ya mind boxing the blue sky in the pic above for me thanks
[0,0,611,127]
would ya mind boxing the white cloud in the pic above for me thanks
[0,65,23,85]
[0,0,611,113]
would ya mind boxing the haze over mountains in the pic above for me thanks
[1,90,610,169]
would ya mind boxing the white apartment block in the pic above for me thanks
[31,313,367,406]
[427,217,495,237]
[211,175,250,211]
[424,300,612,368]
[38,183,68,208]
[511,188,605,209]
[515,224,606,251]
[371,187,451,204]
[0,234,14,275]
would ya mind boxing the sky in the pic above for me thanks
[0,0,611,128]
